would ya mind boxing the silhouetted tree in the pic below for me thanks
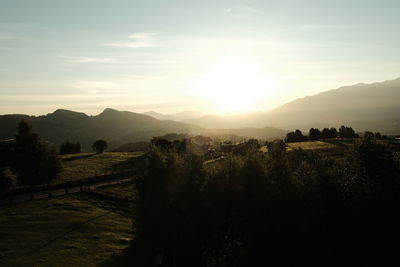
[0,141,13,193]
[338,125,357,138]
[92,139,107,153]
[364,131,375,139]
[59,141,81,155]
[150,137,174,151]
[309,128,322,140]
[321,127,338,138]
[76,142,81,153]
[12,120,61,188]
[285,129,308,142]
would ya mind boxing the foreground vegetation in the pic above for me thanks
[126,137,400,266]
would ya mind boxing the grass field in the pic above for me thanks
[0,193,133,267]
[96,182,136,201]
[59,152,143,184]
[286,141,338,151]
[260,140,345,153]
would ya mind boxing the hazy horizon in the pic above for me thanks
[1,0,400,116]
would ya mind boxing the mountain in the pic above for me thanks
[0,108,196,151]
[187,78,400,134]
[144,110,204,121]
[259,78,400,133]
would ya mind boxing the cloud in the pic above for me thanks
[73,80,117,94]
[105,32,158,48]
[62,56,117,64]
[224,5,263,17]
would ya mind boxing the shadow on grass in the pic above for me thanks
[324,139,355,149]
[101,241,148,267]
[62,153,97,162]
[108,155,147,174]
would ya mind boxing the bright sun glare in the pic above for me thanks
[192,56,276,113]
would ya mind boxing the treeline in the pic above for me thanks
[59,140,108,154]
[130,137,400,266]
[59,141,81,155]
[285,125,384,142]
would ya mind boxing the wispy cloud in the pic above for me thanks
[61,56,117,64]
[105,32,158,48]
[225,5,263,16]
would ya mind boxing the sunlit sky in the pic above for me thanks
[1,0,400,115]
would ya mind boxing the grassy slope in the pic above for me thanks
[96,182,136,200]
[286,141,338,150]
[58,152,143,184]
[0,194,133,266]
[6,152,144,190]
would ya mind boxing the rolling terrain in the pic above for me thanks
[0,109,287,151]
[0,108,196,151]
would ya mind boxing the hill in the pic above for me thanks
[257,78,400,133]
[0,108,196,151]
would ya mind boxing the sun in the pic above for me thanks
[192,56,276,113]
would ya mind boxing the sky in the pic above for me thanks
[1,0,400,115]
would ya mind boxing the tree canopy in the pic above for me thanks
[92,139,108,153]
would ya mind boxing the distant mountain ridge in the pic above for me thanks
[0,108,196,151]
[259,78,400,133]
[0,108,287,151]
[144,110,204,121]
[185,78,400,134]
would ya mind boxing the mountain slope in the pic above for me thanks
[259,78,400,133]
[184,78,400,134]
[144,110,204,121]
[0,108,196,151]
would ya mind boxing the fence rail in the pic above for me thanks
[0,171,135,206]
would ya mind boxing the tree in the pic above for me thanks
[321,127,337,139]
[76,142,81,153]
[12,120,61,188]
[364,131,374,139]
[59,141,81,155]
[309,128,322,140]
[285,129,308,142]
[0,141,13,193]
[92,139,107,153]
[338,125,357,138]
[233,138,260,155]
[150,137,173,151]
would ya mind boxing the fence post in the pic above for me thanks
[80,182,83,192]
[65,184,69,194]
[48,185,52,197]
